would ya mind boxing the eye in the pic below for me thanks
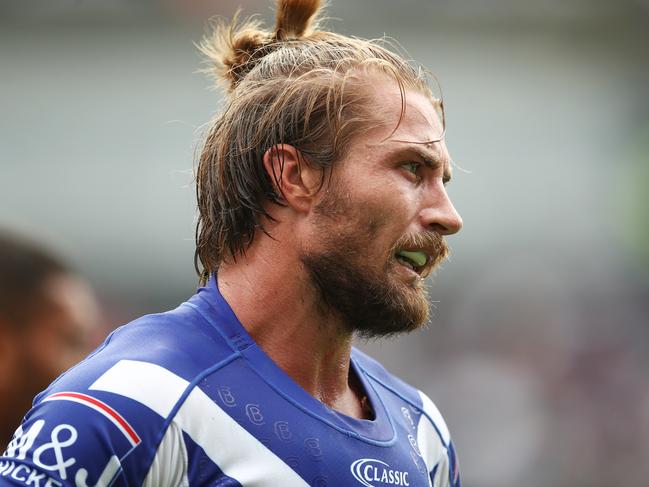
[402,162,421,178]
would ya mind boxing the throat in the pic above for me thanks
[306,358,374,420]
[348,366,375,420]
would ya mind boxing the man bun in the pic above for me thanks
[199,0,322,92]
[275,0,321,40]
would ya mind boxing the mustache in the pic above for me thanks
[391,232,449,278]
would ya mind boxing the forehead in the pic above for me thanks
[359,78,451,167]
[363,76,443,133]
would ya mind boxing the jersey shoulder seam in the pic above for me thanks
[138,299,243,484]
[141,351,242,484]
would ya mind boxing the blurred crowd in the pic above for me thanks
[427,256,648,487]
[362,250,649,487]
[0,231,101,447]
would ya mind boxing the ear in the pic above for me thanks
[263,144,322,214]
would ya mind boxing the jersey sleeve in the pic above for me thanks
[415,390,461,487]
[0,387,167,487]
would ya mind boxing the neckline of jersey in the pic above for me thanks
[190,273,397,445]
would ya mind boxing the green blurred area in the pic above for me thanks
[620,123,649,270]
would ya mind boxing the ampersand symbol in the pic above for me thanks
[33,424,78,480]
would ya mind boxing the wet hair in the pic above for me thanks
[0,231,70,327]
[195,0,436,283]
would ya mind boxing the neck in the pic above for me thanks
[217,231,368,419]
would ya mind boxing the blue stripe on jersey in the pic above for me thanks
[447,440,461,487]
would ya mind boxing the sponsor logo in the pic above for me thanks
[274,421,292,442]
[401,407,414,429]
[0,460,61,486]
[245,403,264,425]
[3,421,121,487]
[217,386,237,407]
[407,434,421,456]
[303,438,323,461]
[350,459,410,487]
[2,392,138,487]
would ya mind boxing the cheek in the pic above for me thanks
[365,206,390,236]
[26,327,60,375]
[318,171,415,244]
[26,319,82,378]
[364,187,412,235]
[346,197,412,264]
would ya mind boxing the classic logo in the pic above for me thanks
[350,459,410,487]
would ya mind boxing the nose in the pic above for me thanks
[419,187,463,236]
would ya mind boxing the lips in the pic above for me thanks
[392,233,449,278]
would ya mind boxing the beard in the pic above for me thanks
[300,192,449,339]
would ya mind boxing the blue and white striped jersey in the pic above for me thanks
[0,276,460,487]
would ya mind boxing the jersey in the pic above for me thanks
[0,275,460,487]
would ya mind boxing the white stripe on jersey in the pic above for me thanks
[90,359,309,486]
[416,390,450,480]
[417,390,450,446]
[90,360,188,417]
[143,421,189,487]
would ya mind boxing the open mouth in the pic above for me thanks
[395,250,429,275]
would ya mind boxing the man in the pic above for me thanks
[0,0,463,485]
[0,231,100,448]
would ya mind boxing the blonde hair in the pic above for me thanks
[195,0,436,283]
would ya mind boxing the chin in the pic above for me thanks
[353,279,430,339]
[301,249,431,338]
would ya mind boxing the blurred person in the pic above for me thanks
[0,231,100,448]
[0,1,463,485]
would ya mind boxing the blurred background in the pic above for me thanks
[1,0,648,485]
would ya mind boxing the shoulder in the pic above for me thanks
[0,302,236,487]
[42,301,234,395]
